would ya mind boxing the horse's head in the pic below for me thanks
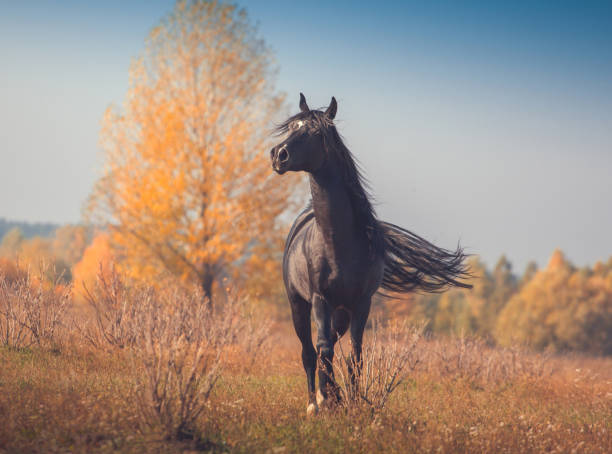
[270,93,337,174]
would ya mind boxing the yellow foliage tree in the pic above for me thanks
[0,227,74,283]
[495,249,612,354]
[0,227,24,257]
[89,0,298,307]
[16,237,72,283]
[52,225,90,269]
[72,233,115,302]
[430,257,491,336]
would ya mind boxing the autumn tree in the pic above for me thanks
[0,227,24,257]
[72,233,114,302]
[400,256,519,338]
[496,250,612,355]
[478,255,517,334]
[89,0,298,307]
[52,225,90,269]
[519,260,538,288]
[431,257,491,335]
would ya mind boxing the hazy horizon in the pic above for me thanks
[1,0,611,271]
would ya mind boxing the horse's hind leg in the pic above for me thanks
[288,292,317,415]
[332,307,350,340]
[348,298,372,393]
[328,308,350,402]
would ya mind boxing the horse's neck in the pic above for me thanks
[309,162,358,257]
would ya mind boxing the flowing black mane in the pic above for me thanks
[276,109,382,250]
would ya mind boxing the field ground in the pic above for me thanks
[0,323,611,454]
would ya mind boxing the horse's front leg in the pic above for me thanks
[288,292,317,416]
[312,293,340,408]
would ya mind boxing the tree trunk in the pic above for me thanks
[200,273,214,313]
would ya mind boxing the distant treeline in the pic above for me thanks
[377,251,612,355]
[0,223,91,283]
[0,218,59,240]
[1,223,610,356]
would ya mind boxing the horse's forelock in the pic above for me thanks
[274,110,333,137]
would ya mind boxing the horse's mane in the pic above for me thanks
[276,109,384,254]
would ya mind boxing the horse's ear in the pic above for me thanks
[325,96,337,120]
[299,93,310,112]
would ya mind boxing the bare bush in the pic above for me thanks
[330,323,551,417]
[79,266,146,350]
[222,288,271,373]
[134,286,265,440]
[81,267,266,440]
[0,274,29,348]
[0,264,70,349]
[334,321,424,412]
[135,289,216,439]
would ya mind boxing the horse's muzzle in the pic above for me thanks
[270,145,289,174]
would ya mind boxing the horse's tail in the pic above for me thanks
[378,221,472,294]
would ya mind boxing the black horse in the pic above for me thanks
[270,94,471,415]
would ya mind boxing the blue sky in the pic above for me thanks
[1,1,611,271]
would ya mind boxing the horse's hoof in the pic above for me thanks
[306,402,318,417]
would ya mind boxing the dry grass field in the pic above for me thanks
[0,271,611,453]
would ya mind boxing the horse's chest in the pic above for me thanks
[302,222,380,303]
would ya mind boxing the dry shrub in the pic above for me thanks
[136,288,267,441]
[0,263,70,349]
[0,257,28,284]
[332,323,552,414]
[135,288,226,440]
[334,320,424,412]
[221,288,271,374]
[79,265,144,349]
[420,335,552,386]
[81,267,267,441]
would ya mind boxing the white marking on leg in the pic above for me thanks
[306,402,318,416]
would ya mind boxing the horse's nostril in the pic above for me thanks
[279,148,289,162]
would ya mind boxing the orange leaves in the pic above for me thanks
[88,0,303,303]
[71,233,114,302]
[496,251,612,354]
